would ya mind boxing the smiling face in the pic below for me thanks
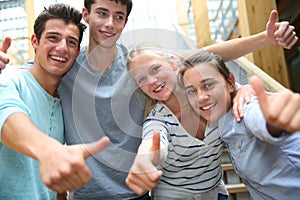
[83,0,128,49]
[183,62,235,122]
[32,18,80,77]
[128,51,178,101]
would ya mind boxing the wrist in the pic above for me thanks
[32,136,62,162]
[262,30,276,46]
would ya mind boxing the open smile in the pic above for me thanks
[200,102,217,112]
[153,82,166,93]
[49,55,67,62]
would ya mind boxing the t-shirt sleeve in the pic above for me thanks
[143,103,176,162]
[0,71,30,142]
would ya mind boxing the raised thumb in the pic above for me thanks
[82,136,110,159]
[151,130,160,152]
[150,131,161,165]
[1,37,12,53]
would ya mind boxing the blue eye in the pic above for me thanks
[137,77,146,85]
[152,65,160,73]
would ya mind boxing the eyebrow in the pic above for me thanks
[184,78,215,89]
[200,78,214,83]
[46,32,79,43]
[184,85,194,90]
[96,7,126,16]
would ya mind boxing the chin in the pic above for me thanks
[201,113,217,122]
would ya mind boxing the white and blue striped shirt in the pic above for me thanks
[143,102,227,198]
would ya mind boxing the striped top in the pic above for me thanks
[143,102,227,198]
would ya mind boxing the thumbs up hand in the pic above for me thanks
[126,131,163,196]
[250,76,300,132]
[38,136,110,193]
[266,10,298,49]
[0,37,12,72]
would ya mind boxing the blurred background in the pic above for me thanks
[0,1,299,199]
[0,0,299,91]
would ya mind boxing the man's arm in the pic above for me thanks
[203,10,298,62]
[1,112,110,193]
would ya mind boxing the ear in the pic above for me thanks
[31,34,38,50]
[169,55,178,71]
[82,7,89,24]
[228,73,235,93]
[76,47,80,57]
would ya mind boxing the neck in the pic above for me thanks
[29,67,60,97]
[87,42,117,72]
[163,85,188,119]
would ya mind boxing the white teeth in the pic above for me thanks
[154,82,166,92]
[103,32,114,37]
[202,103,215,111]
[51,55,66,62]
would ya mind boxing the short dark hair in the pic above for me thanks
[34,3,86,47]
[84,0,133,18]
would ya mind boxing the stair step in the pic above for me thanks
[222,163,234,171]
[226,183,248,194]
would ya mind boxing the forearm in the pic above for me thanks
[1,112,59,160]
[203,31,271,62]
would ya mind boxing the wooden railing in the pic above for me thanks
[234,56,286,92]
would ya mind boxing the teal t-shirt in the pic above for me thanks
[0,66,64,200]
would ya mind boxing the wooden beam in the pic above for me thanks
[222,163,234,171]
[25,0,34,61]
[237,0,290,88]
[190,0,212,47]
[226,183,248,193]
[235,57,286,92]
[176,0,190,36]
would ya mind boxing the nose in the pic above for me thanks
[105,16,114,27]
[196,90,210,102]
[147,75,157,85]
[56,39,68,52]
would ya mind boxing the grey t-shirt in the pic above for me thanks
[58,44,147,199]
